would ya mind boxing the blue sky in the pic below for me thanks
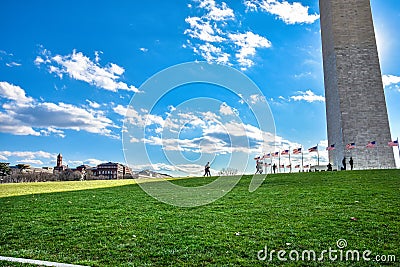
[0,0,399,176]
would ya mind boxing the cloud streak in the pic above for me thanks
[184,0,271,70]
[0,81,118,138]
[290,90,325,103]
[244,0,320,24]
[35,49,140,93]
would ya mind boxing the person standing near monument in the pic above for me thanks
[272,163,277,174]
[349,157,354,170]
[342,157,347,170]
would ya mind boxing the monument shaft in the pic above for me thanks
[319,0,395,169]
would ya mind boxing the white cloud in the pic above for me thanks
[198,43,231,64]
[249,94,267,104]
[0,151,56,165]
[126,106,267,155]
[35,49,140,93]
[185,0,271,69]
[16,159,44,165]
[6,62,21,67]
[84,158,106,166]
[0,112,40,136]
[382,74,400,88]
[219,102,239,116]
[113,104,128,116]
[0,81,33,105]
[0,82,118,138]
[130,137,140,143]
[139,47,148,52]
[40,127,66,138]
[290,90,325,103]
[0,150,55,160]
[228,32,272,69]
[197,0,235,21]
[244,0,320,24]
[86,99,101,109]
[184,17,226,43]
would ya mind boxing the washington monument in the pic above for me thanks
[319,0,396,169]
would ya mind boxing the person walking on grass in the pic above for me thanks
[204,162,211,177]
[255,160,263,174]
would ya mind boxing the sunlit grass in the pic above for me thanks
[0,178,181,198]
[0,170,399,266]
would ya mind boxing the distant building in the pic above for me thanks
[53,153,67,173]
[41,167,54,174]
[96,162,132,179]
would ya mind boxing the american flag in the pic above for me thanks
[346,143,356,150]
[326,144,335,151]
[263,153,271,159]
[280,164,285,168]
[295,164,300,168]
[304,164,310,168]
[273,152,279,157]
[286,164,291,168]
[281,149,289,155]
[293,148,302,154]
[308,146,318,153]
[254,156,261,160]
[366,141,376,148]
[388,140,399,147]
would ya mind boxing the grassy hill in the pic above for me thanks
[0,170,399,266]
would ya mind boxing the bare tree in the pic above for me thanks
[0,163,11,183]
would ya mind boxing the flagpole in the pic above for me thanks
[278,153,281,174]
[376,141,380,169]
[270,152,273,173]
[301,147,304,172]
[289,147,292,173]
[317,144,320,166]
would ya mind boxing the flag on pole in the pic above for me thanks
[366,141,376,148]
[304,164,310,168]
[273,152,279,157]
[308,146,318,152]
[346,143,356,150]
[281,150,289,155]
[263,153,271,159]
[279,164,285,168]
[254,156,261,160]
[326,144,335,151]
[286,164,291,168]
[388,140,399,147]
[293,148,302,154]
[295,164,300,168]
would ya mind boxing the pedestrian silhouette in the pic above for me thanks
[342,157,346,170]
[327,162,332,171]
[272,163,277,174]
[204,162,211,177]
[255,160,263,174]
[349,157,354,170]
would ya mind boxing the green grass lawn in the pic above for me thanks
[0,170,399,266]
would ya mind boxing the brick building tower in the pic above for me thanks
[319,0,395,169]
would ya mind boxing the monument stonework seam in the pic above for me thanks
[319,0,396,169]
